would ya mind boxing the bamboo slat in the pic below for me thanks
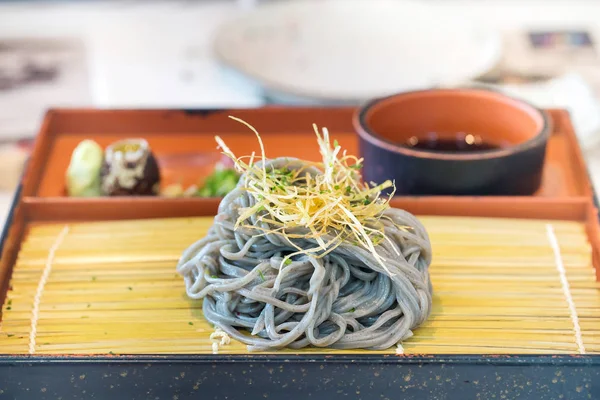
[1,215,598,355]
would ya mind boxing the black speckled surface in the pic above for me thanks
[0,355,599,399]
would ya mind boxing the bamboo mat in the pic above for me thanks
[1,216,599,355]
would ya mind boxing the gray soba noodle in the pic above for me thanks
[177,157,433,351]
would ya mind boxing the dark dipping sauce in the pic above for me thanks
[405,132,502,153]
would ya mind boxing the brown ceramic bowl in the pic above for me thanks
[353,89,551,195]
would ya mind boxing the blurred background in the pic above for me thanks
[1,0,600,224]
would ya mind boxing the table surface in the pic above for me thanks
[1,0,599,108]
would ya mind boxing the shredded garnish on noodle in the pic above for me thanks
[215,116,398,273]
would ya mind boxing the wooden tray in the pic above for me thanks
[1,107,600,399]
[18,107,594,221]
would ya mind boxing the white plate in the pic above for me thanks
[214,0,502,102]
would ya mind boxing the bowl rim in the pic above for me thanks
[353,88,552,161]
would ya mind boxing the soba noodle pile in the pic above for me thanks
[177,119,433,352]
